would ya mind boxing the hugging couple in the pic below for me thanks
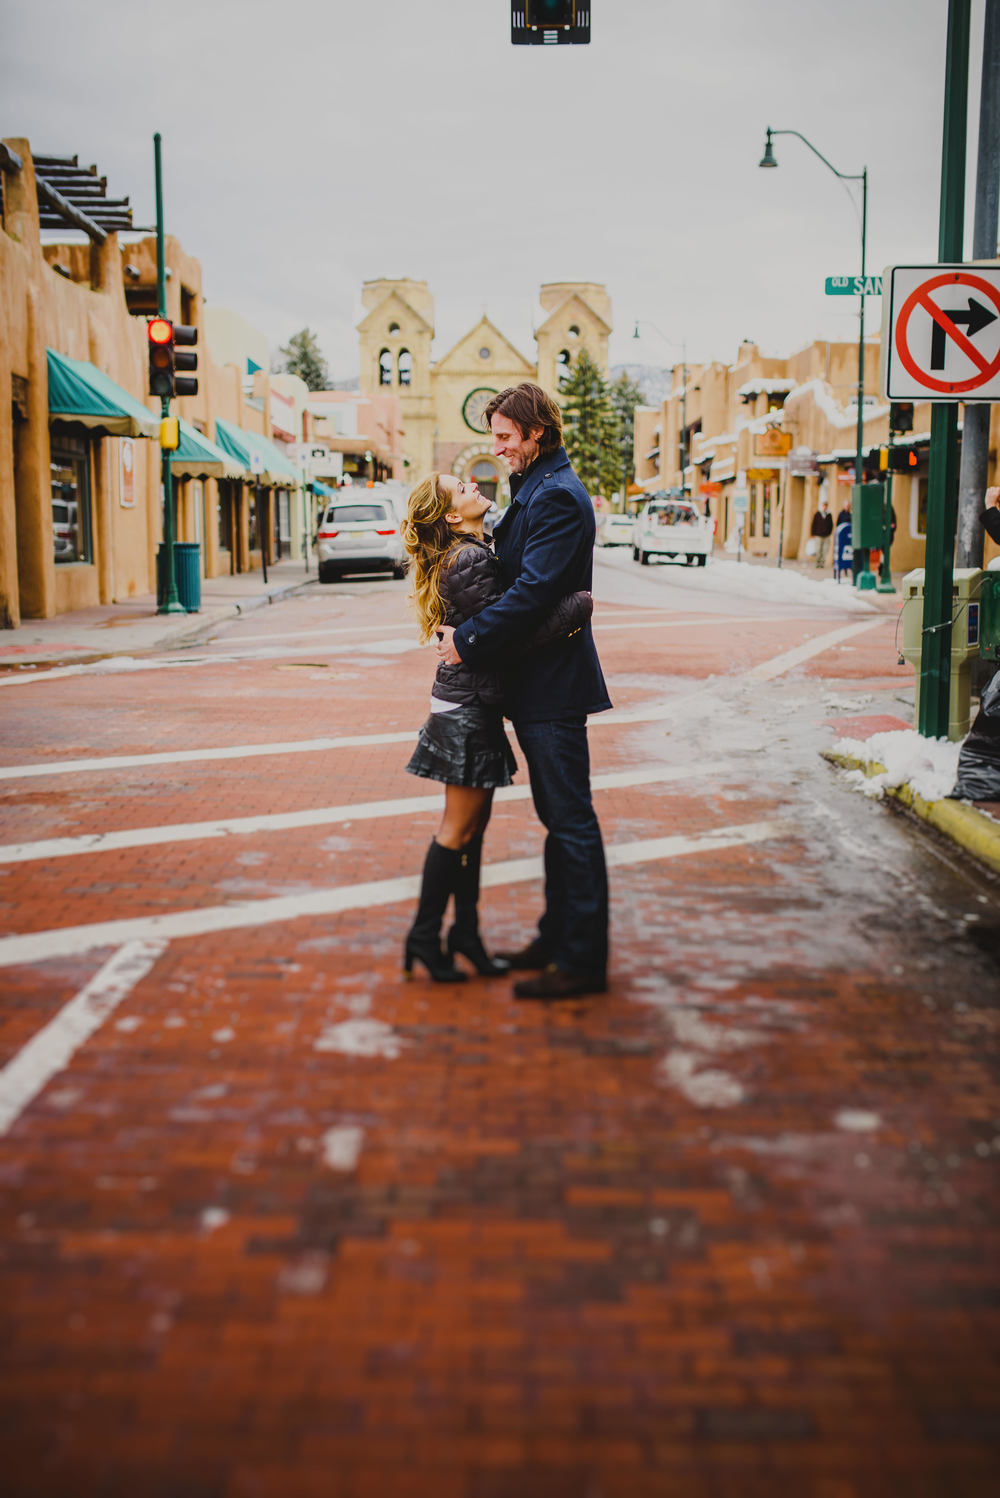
[400,382,611,1001]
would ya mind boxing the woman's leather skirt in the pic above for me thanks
[405,704,517,788]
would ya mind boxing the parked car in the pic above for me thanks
[597,513,635,547]
[632,494,712,567]
[315,498,406,582]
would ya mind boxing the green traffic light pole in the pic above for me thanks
[759,128,873,586]
[154,132,184,615]
[919,0,971,738]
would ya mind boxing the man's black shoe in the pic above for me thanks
[513,964,608,1001]
[493,938,551,970]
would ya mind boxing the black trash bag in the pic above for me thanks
[950,670,1000,801]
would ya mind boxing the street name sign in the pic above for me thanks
[825,275,883,296]
[882,264,1000,401]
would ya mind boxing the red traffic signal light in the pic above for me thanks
[148,317,175,398]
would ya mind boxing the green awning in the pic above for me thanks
[47,348,159,439]
[214,418,301,488]
[171,420,247,481]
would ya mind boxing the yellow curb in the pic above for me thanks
[822,749,1000,877]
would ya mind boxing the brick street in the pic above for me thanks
[1,556,999,1498]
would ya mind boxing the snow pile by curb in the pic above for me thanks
[831,728,962,802]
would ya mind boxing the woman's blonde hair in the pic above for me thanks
[401,473,460,642]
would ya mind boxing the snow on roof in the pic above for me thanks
[736,377,796,397]
[785,378,889,430]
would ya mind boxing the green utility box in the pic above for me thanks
[157,542,202,613]
[900,567,982,739]
[851,484,886,549]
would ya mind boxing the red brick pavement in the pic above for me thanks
[1,592,998,1497]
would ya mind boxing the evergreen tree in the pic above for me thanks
[602,372,646,506]
[277,328,329,392]
[560,349,611,497]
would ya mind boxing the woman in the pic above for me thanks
[400,472,516,983]
[400,472,590,983]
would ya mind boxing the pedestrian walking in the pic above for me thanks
[437,383,612,1000]
[401,471,591,983]
[809,498,834,568]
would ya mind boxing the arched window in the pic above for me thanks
[378,349,393,386]
[567,324,580,339]
[557,349,571,383]
[398,349,412,387]
[388,321,400,334]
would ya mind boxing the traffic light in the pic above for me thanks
[172,323,198,397]
[889,445,919,473]
[147,316,174,398]
[512,2,590,44]
[889,401,914,434]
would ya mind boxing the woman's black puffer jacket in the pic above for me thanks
[432,537,506,708]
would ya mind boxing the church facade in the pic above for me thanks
[357,279,612,503]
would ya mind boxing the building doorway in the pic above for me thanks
[470,460,500,505]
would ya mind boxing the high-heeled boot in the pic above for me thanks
[404,840,467,982]
[446,836,510,977]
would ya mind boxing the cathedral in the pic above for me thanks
[357,279,612,502]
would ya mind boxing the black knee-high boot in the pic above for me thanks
[446,836,510,978]
[404,840,467,982]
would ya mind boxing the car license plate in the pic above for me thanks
[349,531,364,540]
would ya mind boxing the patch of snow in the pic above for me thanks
[660,1050,746,1108]
[200,1207,229,1232]
[212,1027,235,1043]
[835,1109,882,1132]
[321,1124,364,1170]
[313,1019,406,1059]
[833,728,962,802]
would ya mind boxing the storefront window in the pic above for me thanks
[747,486,757,538]
[762,483,772,538]
[50,438,91,564]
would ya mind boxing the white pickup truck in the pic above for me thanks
[632,494,713,568]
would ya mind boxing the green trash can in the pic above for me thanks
[157,543,202,612]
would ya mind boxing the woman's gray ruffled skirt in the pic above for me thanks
[406,704,517,788]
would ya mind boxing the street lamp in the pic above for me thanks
[759,126,869,554]
[633,321,689,495]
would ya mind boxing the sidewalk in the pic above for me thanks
[0,559,318,668]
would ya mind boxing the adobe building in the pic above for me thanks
[357,278,612,503]
[0,138,318,629]
[634,333,1000,573]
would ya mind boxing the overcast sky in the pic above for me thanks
[3,1,992,381]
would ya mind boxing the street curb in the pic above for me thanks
[158,575,318,650]
[822,749,1000,877]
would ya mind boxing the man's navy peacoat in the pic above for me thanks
[452,446,612,724]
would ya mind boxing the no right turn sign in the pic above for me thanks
[882,264,1000,401]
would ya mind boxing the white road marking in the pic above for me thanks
[0,763,727,865]
[746,619,883,681]
[0,819,788,968]
[0,619,885,779]
[0,940,165,1134]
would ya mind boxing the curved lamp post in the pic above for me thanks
[759,127,868,537]
[633,321,689,494]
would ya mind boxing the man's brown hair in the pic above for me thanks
[482,383,563,454]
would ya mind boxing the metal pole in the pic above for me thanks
[919,0,970,738]
[956,0,1000,571]
[154,133,183,615]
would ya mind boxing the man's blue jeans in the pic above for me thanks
[513,716,608,976]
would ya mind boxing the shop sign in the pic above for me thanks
[788,447,819,477]
[755,429,792,457]
[746,467,780,482]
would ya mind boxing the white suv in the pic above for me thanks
[315,498,406,582]
[632,494,712,568]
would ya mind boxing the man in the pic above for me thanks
[983,485,1000,549]
[809,497,834,568]
[436,383,612,999]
